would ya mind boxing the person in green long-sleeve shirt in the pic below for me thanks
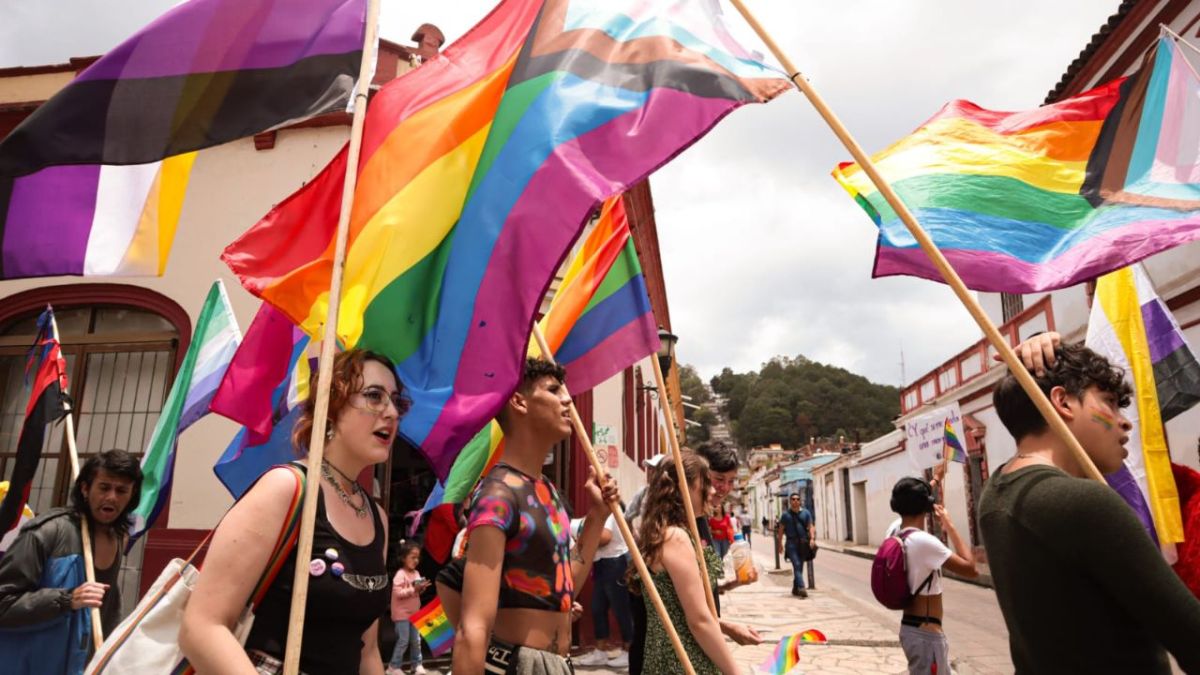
[980,337,1200,674]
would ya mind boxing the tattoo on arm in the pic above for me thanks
[571,544,584,564]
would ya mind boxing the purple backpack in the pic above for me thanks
[871,529,934,609]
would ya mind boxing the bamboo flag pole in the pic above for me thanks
[48,308,104,649]
[531,325,697,675]
[650,355,718,618]
[727,0,1105,483]
[283,1,381,672]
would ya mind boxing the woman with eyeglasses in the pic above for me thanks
[181,349,407,675]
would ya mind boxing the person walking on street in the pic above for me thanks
[887,470,978,675]
[738,507,753,545]
[777,494,815,597]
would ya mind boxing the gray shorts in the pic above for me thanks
[898,625,951,675]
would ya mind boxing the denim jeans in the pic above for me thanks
[591,556,634,642]
[784,539,810,590]
[389,619,422,668]
[713,538,731,559]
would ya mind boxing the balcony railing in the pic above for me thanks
[899,296,1054,414]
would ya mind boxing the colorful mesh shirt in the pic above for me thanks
[465,462,573,612]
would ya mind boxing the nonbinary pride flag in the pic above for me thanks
[224,0,790,480]
[0,0,368,280]
[129,281,240,543]
[1086,263,1200,549]
[0,309,69,535]
[833,36,1200,294]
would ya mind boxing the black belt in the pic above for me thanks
[901,614,942,627]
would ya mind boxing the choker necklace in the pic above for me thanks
[321,460,369,519]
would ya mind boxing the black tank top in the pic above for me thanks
[244,467,390,674]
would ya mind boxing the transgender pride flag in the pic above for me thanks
[129,280,241,543]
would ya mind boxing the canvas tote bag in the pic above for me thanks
[86,464,306,674]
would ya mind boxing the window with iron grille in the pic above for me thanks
[0,305,178,617]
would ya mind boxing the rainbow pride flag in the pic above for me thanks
[411,597,453,656]
[537,194,659,393]
[943,419,967,464]
[0,0,368,280]
[224,0,789,479]
[758,629,826,674]
[832,36,1200,293]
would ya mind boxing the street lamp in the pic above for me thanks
[656,326,678,377]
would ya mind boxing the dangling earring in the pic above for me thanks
[325,424,334,441]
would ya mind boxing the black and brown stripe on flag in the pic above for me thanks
[0,310,69,535]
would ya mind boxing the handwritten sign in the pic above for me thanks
[904,403,965,469]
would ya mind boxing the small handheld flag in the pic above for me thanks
[943,419,967,464]
[758,629,826,674]
[411,597,453,657]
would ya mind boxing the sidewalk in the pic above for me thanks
[815,539,994,589]
[563,543,908,675]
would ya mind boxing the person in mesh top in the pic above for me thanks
[450,357,617,675]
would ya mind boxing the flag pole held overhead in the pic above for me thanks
[726,0,1104,482]
[283,0,381,672]
[531,324,697,675]
[48,308,105,649]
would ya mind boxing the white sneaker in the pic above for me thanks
[414,666,427,675]
[573,650,610,667]
[606,650,629,668]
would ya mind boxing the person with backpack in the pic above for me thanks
[875,472,977,675]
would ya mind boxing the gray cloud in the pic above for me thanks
[2,1,1120,387]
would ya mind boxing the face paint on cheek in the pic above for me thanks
[1091,411,1116,431]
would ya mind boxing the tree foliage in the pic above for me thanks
[710,355,899,448]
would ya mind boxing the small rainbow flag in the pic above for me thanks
[411,597,453,657]
[943,419,967,464]
[758,629,826,674]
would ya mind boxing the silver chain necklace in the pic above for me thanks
[321,460,369,519]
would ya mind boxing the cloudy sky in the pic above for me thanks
[1,1,1118,387]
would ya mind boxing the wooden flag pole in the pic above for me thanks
[283,0,381,672]
[650,355,718,618]
[531,325,697,675]
[727,0,1105,482]
[48,308,104,649]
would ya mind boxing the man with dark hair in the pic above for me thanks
[0,448,143,673]
[776,493,814,597]
[981,336,1200,673]
[451,357,618,675]
[887,472,976,675]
